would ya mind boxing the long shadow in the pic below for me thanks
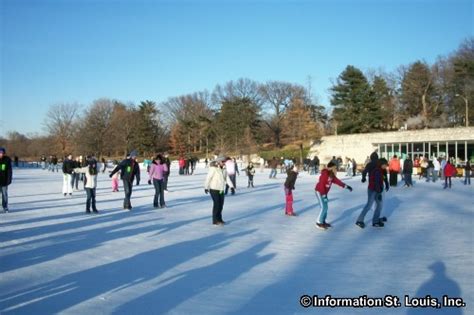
[1,214,210,273]
[406,261,463,315]
[0,230,258,314]
[115,241,276,314]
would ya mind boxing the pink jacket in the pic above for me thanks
[149,163,168,180]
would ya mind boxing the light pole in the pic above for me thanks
[455,94,469,127]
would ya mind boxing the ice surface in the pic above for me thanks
[1,165,472,315]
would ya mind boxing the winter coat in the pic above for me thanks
[110,158,140,183]
[403,159,413,174]
[284,170,298,190]
[148,162,168,181]
[389,158,401,173]
[178,159,186,168]
[204,165,233,191]
[225,160,236,175]
[0,156,13,186]
[362,152,379,182]
[62,159,75,175]
[164,157,171,175]
[464,162,472,171]
[433,159,441,171]
[74,166,98,189]
[315,169,345,196]
[444,163,457,177]
[246,166,256,177]
[269,159,279,169]
[368,167,385,193]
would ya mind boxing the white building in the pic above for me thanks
[309,127,474,165]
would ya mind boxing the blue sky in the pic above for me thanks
[1,0,472,136]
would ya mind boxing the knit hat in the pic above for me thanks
[129,150,138,158]
[0,147,5,154]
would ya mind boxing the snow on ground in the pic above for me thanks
[0,165,472,315]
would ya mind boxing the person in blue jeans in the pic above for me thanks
[465,161,471,185]
[356,158,388,228]
[0,147,13,213]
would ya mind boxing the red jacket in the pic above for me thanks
[389,158,401,173]
[315,169,345,195]
[178,159,186,168]
[444,163,457,177]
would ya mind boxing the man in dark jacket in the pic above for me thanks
[110,150,140,210]
[403,156,414,187]
[62,154,75,196]
[0,147,13,212]
[356,158,388,228]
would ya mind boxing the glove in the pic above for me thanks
[346,185,353,192]
[361,177,366,183]
[148,180,151,185]
[377,193,383,202]
[109,174,113,178]
[204,189,209,194]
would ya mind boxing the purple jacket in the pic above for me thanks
[149,163,168,181]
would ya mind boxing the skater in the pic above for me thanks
[315,161,352,230]
[40,154,47,170]
[426,158,434,182]
[403,155,414,187]
[204,156,233,225]
[464,160,471,185]
[73,156,81,190]
[346,157,353,177]
[388,155,400,187]
[284,165,299,216]
[109,150,141,210]
[245,162,256,188]
[352,158,357,177]
[101,157,107,173]
[178,157,185,175]
[74,157,99,214]
[419,155,428,180]
[163,153,171,191]
[51,155,58,172]
[269,157,278,178]
[440,156,447,180]
[225,157,237,195]
[356,158,389,228]
[62,154,74,196]
[0,147,13,213]
[111,168,120,192]
[443,161,456,189]
[148,154,168,208]
[432,157,441,183]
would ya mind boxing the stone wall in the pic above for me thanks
[308,127,474,164]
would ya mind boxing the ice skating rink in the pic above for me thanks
[1,166,472,315]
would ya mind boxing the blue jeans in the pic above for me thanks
[1,186,8,210]
[357,189,382,224]
[153,179,165,207]
[432,169,439,182]
[85,188,97,211]
[315,191,329,224]
[404,173,413,186]
[464,170,471,185]
[123,180,133,209]
[269,168,277,178]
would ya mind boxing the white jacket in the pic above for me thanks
[74,166,98,189]
[204,166,234,191]
[225,160,236,175]
[433,159,441,171]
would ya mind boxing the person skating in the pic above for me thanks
[269,157,278,179]
[62,154,74,196]
[51,155,58,172]
[225,157,237,195]
[464,160,471,185]
[148,154,168,208]
[109,150,141,210]
[245,162,256,188]
[163,153,171,191]
[111,168,120,192]
[443,161,456,189]
[345,157,353,177]
[204,156,234,225]
[356,158,389,228]
[283,165,299,216]
[403,155,414,187]
[352,158,357,177]
[74,157,99,214]
[315,161,353,230]
[388,155,400,187]
[101,158,107,173]
[432,157,441,183]
[0,147,13,213]
[72,156,81,190]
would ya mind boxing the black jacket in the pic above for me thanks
[0,156,12,186]
[403,159,413,174]
[110,158,140,183]
[284,170,298,190]
[164,158,171,175]
[62,159,75,174]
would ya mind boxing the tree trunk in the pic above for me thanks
[299,143,304,165]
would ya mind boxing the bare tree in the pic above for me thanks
[43,103,81,155]
[212,78,263,107]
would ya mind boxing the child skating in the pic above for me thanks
[74,157,99,214]
[315,161,352,230]
[245,162,256,188]
[283,165,298,216]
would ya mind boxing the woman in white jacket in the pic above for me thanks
[74,157,99,214]
[204,156,234,225]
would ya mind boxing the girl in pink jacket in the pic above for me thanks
[148,154,169,208]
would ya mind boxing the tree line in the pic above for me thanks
[1,38,472,160]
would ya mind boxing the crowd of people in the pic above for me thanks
[0,147,472,232]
